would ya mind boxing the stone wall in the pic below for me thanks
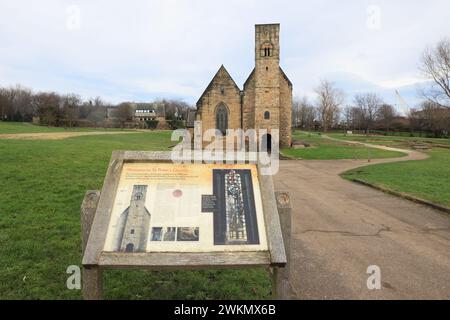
[242,70,255,131]
[279,71,292,147]
[196,66,241,137]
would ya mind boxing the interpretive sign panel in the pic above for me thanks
[82,151,286,269]
[103,163,268,253]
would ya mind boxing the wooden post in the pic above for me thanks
[81,190,103,300]
[274,191,295,299]
[82,266,103,300]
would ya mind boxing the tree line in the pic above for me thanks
[0,86,192,128]
[293,38,450,137]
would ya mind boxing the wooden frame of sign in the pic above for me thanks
[81,151,292,299]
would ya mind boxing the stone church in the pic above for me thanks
[113,185,151,253]
[189,23,292,148]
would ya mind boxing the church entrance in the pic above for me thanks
[216,104,228,135]
[262,133,272,152]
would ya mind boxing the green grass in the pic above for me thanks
[328,132,450,146]
[0,128,270,299]
[334,134,450,207]
[290,131,450,208]
[282,131,406,160]
[0,121,128,134]
[343,148,450,207]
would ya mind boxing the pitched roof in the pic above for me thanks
[196,65,241,108]
[243,68,255,88]
[279,67,293,88]
[196,65,293,109]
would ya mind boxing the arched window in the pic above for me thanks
[134,192,143,200]
[215,103,229,135]
[264,111,270,120]
[261,42,273,57]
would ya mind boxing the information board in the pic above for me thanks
[82,151,285,269]
[103,163,268,253]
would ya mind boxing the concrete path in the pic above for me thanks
[274,145,450,299]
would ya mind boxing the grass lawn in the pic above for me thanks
[339,136,450,208]
[328,132,450,146]
[0,125,270,299]
[282,131,406,160]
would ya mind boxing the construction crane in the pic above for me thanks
[395,89,410,116]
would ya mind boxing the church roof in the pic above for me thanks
[279,67,293,88]
[196,65,293,109]
[243,68,255,88]
[196,65,241,108]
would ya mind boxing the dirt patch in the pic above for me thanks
[0,131,138,140]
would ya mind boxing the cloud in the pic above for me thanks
[0,0,449,105]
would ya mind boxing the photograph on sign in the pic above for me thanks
[103,163,268,253]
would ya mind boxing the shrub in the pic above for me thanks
[146,120,159,130]
[166,120,185,130]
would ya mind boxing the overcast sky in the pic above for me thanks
[1,0,449,108]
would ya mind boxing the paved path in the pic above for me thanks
[274,144,450,299]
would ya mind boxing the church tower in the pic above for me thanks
[115,185,151,253]
[254,24,281,145]
[194,23,292,148]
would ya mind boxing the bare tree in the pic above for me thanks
[12,85,33,121]
[376,103,396,131]
[420,38,450,107]
[292,97,301,128]
[155,98,191,120]
[32,92,62,126]
[342,105,361,130]
[419,101,450,137]
[314,80,344,132]
[353,93,384,133]
[87,108,107,126]
[116,102,133,128]
[0,88,10,120]
[0,85,34,121]
[292,96,316,129]
[62,94,81,127]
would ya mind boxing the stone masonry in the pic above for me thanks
[115,185,151,253]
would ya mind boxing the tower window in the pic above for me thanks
[264,111,270,120]
[261,42,274,57]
